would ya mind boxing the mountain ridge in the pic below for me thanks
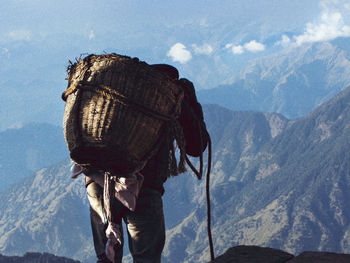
[0,159,94,262]
[198,40,350,119]
[163,85,350,262]
[1,86,350,262]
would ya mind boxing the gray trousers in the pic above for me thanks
[87,182,165,263]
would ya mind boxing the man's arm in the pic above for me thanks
[177,78,208,157]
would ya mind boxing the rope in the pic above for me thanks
[62,81,177,122]
[185,151,204,180]
[184,121,214,260]
[206,136,214,261]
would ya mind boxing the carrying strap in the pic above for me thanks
[103,172,116,224]
[184,120,215,260]
[206,135,214,260]
[62,81,178,122]
[169,120,187,176]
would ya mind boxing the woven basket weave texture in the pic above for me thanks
[62,54,183,173]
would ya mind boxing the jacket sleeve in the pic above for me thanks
[177,78,208,157]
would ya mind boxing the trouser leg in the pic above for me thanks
[124,188,165,263]
[90,208,110,262]
[87,181,124,263]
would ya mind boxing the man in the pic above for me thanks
[84,64,208,263]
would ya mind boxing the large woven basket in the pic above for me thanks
[62,54,184,174]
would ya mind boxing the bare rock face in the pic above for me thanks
[209,246,350,263]
[209,246,293,263]
[288,251,350,263]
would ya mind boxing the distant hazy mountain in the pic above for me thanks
[198,40,350,119]
[0,160,94,262]
[2,86,350,262]
[0,123,69,191]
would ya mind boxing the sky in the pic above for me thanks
[1,0,350,86]
[3,1,347,55]
[166,0,350,63]
[1,0,350,130]
[1,1,348,65]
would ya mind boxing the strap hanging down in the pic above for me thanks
[184,120,215,260]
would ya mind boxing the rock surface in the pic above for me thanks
[287,251,350,263]
[210,246,350,263]
[209,246,293,263]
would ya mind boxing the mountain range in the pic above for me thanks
[1,85,350,262]
[0,159,94,262]
[0,123,68,191]
[164,86,350,262]
[198,40,350,119]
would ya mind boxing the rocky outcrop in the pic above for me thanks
[287,251,350,263]
[209,246,350,263]
[209,246,293,263]
[0,252,80,263]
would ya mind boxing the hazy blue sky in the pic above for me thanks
[1,0,350,130]
[2,0,349,62]
[1,0,349,67]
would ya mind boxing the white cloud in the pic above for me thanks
[8,30,31,41]
[276,35,291,47]
[294,11,350,45]
[192,43,213,55]
[167,43,192,64]
[226,40,265,55]
[88,30,95,40]
[277,0,350,47]
[232,45,244,54]
[243,40,266,52]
